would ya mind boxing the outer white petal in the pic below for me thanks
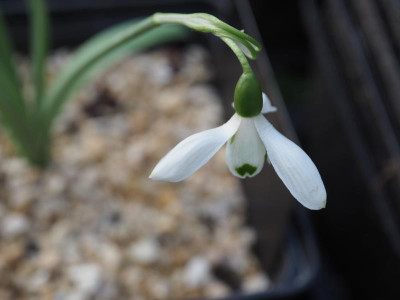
[261,93,277,114]
[150,114,241,182]
[254,115,326,210]
[226,118,266,178]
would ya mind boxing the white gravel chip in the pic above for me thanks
[1,213,30,237]
[67,264,103,295]
[128,238,161,264]
[183,256,212,288]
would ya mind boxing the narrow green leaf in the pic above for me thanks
[0,5,34,163]
[0,5,25,112]
[42,18,187,122]
[31,18,187,166]
[0,91,33,159]
[0,6,15,74]
[27,0,49,105]
[0,66,22,105]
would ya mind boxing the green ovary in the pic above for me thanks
[235,163,257,176]
[233,72,262,117]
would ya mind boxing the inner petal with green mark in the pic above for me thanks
[226,117,266,178]
[235,163,257,176]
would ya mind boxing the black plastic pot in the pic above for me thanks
[209,207,320,300]
[298,0,400,299]
[2,1,322,299]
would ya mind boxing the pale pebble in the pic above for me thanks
[183,256,212,288]
[1,213,30,237]
[128,238,161,264]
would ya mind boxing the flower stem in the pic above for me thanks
[221,37,252,74]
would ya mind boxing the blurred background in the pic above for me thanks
[1,0,400,299]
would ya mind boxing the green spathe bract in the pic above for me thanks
[234,72,262,117]
[153,13,261,60]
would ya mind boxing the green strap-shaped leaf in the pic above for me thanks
[29,17,187,166]
[0,90,34,159]
[41,18,187,122]
[27,0,49,105]
[0,5,25,114]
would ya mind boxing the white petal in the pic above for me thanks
[261,93,277,114]
[150,114,241,182]
[254,115,326,210]
[226,117,266,178]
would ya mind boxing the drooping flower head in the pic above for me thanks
[150,72,326,210]
[150,14,326,210]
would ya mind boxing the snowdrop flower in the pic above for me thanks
[150,71,326,210]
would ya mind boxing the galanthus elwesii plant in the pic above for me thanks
[150,38,327,210]
[0,0,326,209]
